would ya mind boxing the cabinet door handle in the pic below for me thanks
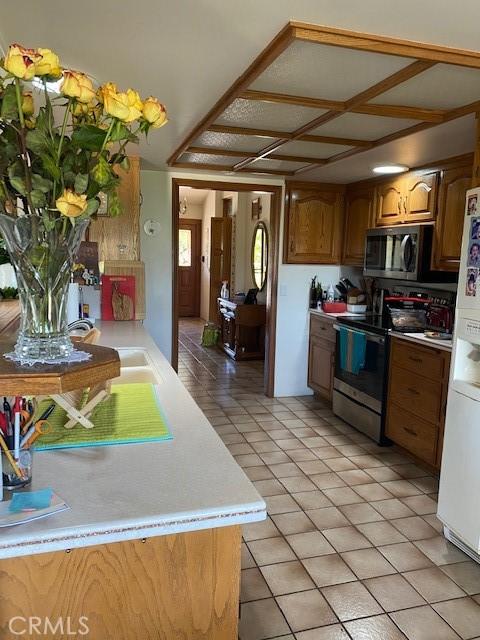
[407,387,420,396]
[408,356,422,363]
[403,197,407,215]
[290,239,294,253]
[397,199,401,214]
[404,427,418,437]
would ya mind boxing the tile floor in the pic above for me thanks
[178,318,480,640]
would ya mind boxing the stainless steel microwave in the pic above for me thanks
[364,223,457,283]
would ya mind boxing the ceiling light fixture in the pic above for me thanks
[372,164,409,175]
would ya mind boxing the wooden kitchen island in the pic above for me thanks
[0,322,265,639]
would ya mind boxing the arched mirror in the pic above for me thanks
[251,221,268,291]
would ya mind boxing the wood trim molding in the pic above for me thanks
[169,21,480,179]
[173,162,295,176]
[166,24,295,165]
[233,60,436,171]
[187,145,327,165]
[240,90,445,122]
[171,178,283,397]
[208,124,373,147]
[290,21,480,68]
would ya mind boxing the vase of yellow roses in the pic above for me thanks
[0,44,166,364]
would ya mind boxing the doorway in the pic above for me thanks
[172,179,282,397]
[178,219,202,317]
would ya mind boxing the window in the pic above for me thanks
[251,222,268,291]
[178,229,192,266]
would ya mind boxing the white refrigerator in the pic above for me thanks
[437,186,480,560]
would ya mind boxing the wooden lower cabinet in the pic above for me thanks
[386,337,451,468]
[0,526,241,640]
[308,315,335,400]
[217,299,266,360]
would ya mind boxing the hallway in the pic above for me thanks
[178,319,480,640]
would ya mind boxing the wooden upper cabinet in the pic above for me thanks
[375,179,403,226]
[284,183,344,264]
[404,171,438,223]
[88,156,141,261]
[432,163,472,271]
[342,186,375,266]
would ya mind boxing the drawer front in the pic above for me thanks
[389,366,442,423]
[386,403,438,465]
[310,315,336,343]
[391,339,445,380]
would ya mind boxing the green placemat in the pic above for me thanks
[33,383,172,451]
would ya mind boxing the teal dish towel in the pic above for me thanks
[339,327,366,375]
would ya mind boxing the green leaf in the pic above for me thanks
[40,154,61,181]
[108,189,122,217]
[74,173,89,194]
[30,189,47,208]
[77,197,100,220]
[91,156,112,187]
[42,214,57,232]
[26,128,51,155]
[7,163,27,196]
[31,174,52,193]
[120,156,130,172]
[71,125,108,151]
[0,84,19,119]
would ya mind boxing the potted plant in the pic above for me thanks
[0,44,166,363]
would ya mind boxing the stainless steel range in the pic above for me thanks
[332,315,390,445]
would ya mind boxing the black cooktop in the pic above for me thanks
[337,314,389,336]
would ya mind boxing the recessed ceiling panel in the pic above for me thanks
[215,98,326,132]
[369,64,480,109]
[179,153,237,166]
[310,113,419,140]
[249,158,308,172]
[250,40,412,101]
[280,139,353,158]
[194,131,267,153]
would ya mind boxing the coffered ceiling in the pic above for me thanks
[168,22,480,181]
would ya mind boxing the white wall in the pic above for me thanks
[200,190,222,321]
[181,202,203,220]
[140,169,339,396]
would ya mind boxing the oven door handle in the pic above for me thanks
[333,324,385,344]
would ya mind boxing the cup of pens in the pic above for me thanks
[2,447,32,489]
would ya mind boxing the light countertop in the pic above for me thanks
[309,308,360,320]
[0,322,265,559]
[391,331,453,352]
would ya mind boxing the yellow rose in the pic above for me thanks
[142,97,167,128]
[35,48,62,79]
[97,82,117,104]
[124,88,143,122]
[103,89,130,121]
[61,70,95,104]
[56,190,88,218]
[21,92,34,116]
[2,44,40,80]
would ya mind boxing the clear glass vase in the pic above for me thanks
[0,212,89,364]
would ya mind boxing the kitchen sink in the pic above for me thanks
[114,366,161,385]
[116,348,150,367]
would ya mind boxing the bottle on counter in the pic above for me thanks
[220,281,229,300]
[327,284,335,303]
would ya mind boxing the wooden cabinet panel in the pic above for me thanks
[386,403,438,465]
[386,336,450,469]
[342,186,375,266]
[375,179,403,226]
[88,156,140,261]
[389,367,442,423]
[308,334,334,400]
[404,172,438,222]
[310,314,336,343]
[432,164,472,271]
[391,339,445,380]
[284,184,344,264]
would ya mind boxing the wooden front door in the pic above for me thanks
[178,219,201,317]
[209,217,232,321]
